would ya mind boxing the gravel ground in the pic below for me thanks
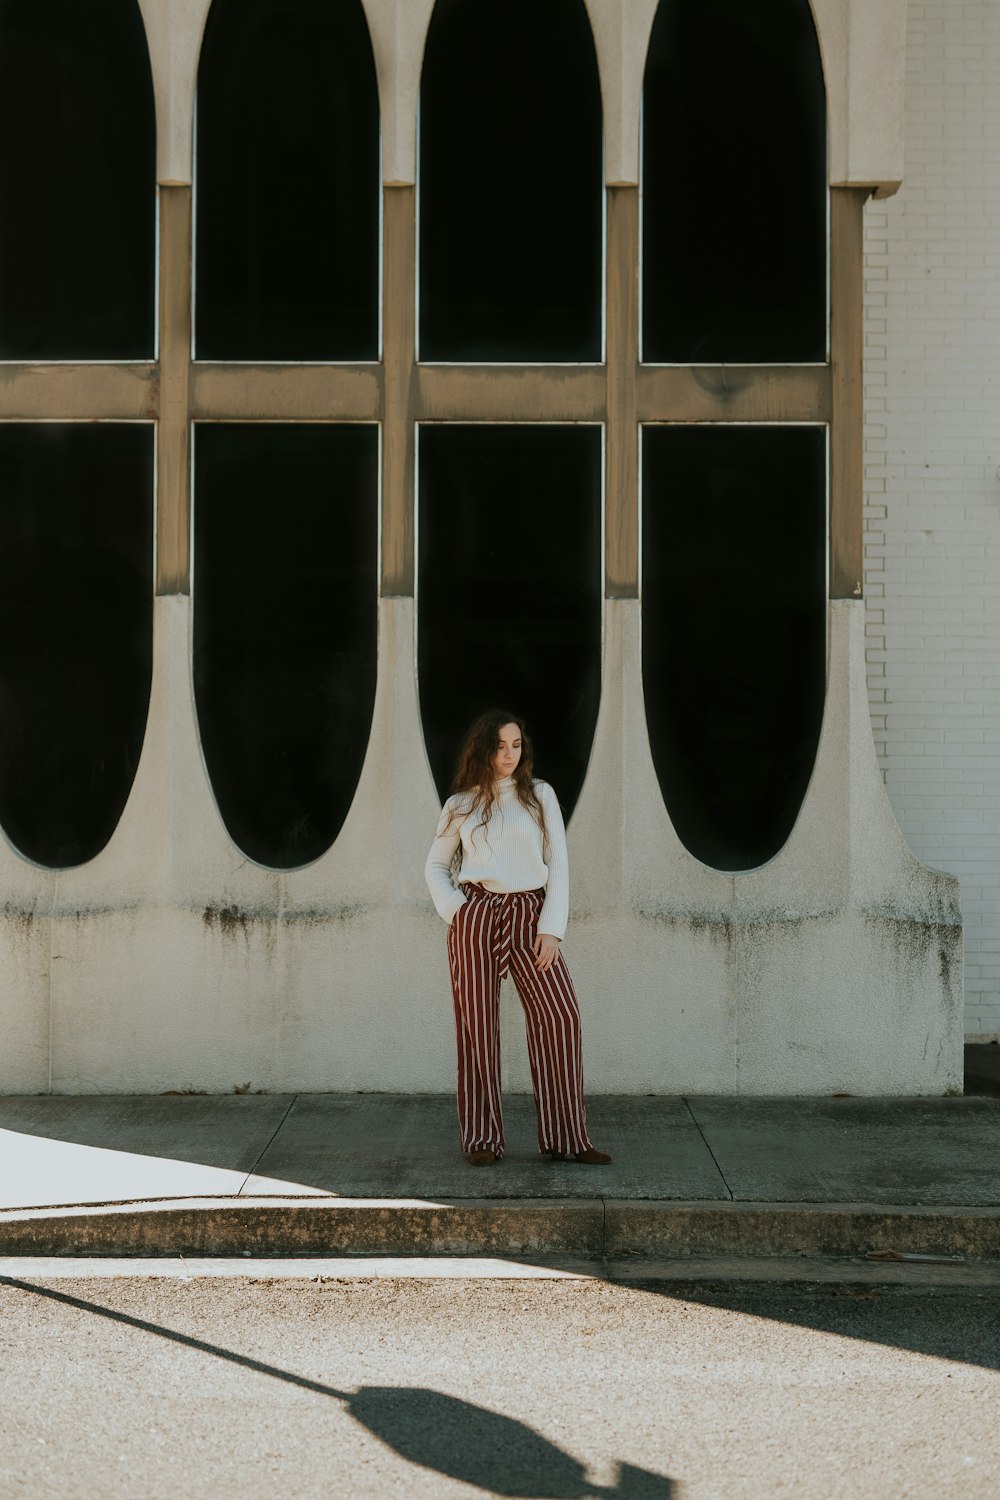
[1,1273,997,1499]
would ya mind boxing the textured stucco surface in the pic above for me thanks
[0,599,961,1095]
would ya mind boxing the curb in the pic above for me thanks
[1,1197,999,1260]
[606,1201,1000,1260]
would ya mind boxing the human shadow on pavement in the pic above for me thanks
[0,1277,672,1499]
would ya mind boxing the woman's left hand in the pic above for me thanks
[533,933,561,971]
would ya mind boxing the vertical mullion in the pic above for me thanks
[157,185,192,595]
[829,186,867,600]
[606,185,639,598]
[382,184,416,596]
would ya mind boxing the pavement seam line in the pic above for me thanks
[238,1093,298,1195]
[682,1096,734,1200]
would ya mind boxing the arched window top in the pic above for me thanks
[196,0,379,361]
[0,0,155,360]
[419,0,602,363]
[642,0,826,364]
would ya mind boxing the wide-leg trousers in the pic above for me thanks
[446,881,595,1158]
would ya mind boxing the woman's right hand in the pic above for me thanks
[533,932,561,971]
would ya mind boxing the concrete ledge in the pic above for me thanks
[2,1196,999,1260]
[606,1201,1000,1261]
[0,1197,605,1258]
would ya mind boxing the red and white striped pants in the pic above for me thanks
[446,881,594,1158]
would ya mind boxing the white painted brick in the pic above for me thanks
[865,0,1000,1038]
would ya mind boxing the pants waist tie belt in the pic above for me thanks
[471,886,543,982]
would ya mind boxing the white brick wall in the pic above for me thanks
[864,0,1000,1039]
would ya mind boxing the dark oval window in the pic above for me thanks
[193,424,378,868]
[196,0,379,361]
[418,425,601,815]
[642,425,826,871]
[0,0,155,359]
[419,0,602,362]
[0,425,154,867]
[642,0,826,363]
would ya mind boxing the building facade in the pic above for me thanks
[0,0,977,1095]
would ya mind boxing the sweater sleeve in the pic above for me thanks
[424,799,468,925]
[537,783,569,940]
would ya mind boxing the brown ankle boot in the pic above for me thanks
[547,1146,613,1164]
[467,1148,497,1165]
[573,1146,612,1165]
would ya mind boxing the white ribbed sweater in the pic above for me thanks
[424,777,569,939]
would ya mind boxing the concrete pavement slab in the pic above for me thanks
[685,1095,1000,1205]
[0,1092,998,1259]
[245,1093,728,1200]
[0,1095,293,1210]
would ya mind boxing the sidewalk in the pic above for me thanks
[0,1093,997,1260]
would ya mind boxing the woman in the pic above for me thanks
[425,709,611,1167]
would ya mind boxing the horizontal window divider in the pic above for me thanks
[0,362,833,431]
[0,364,158,420]
[637,365,831,425]
[416,365,606,423]
[190,364,382,422]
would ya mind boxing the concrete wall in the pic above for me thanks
[2,596,962,1096]
[0,0,966,1093]
[864,0,1000,1041]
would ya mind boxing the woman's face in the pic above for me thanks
[492,722,522,780]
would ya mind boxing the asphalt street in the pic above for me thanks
[1,1270,997,1499]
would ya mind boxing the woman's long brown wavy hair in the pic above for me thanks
[444,709,548,854]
